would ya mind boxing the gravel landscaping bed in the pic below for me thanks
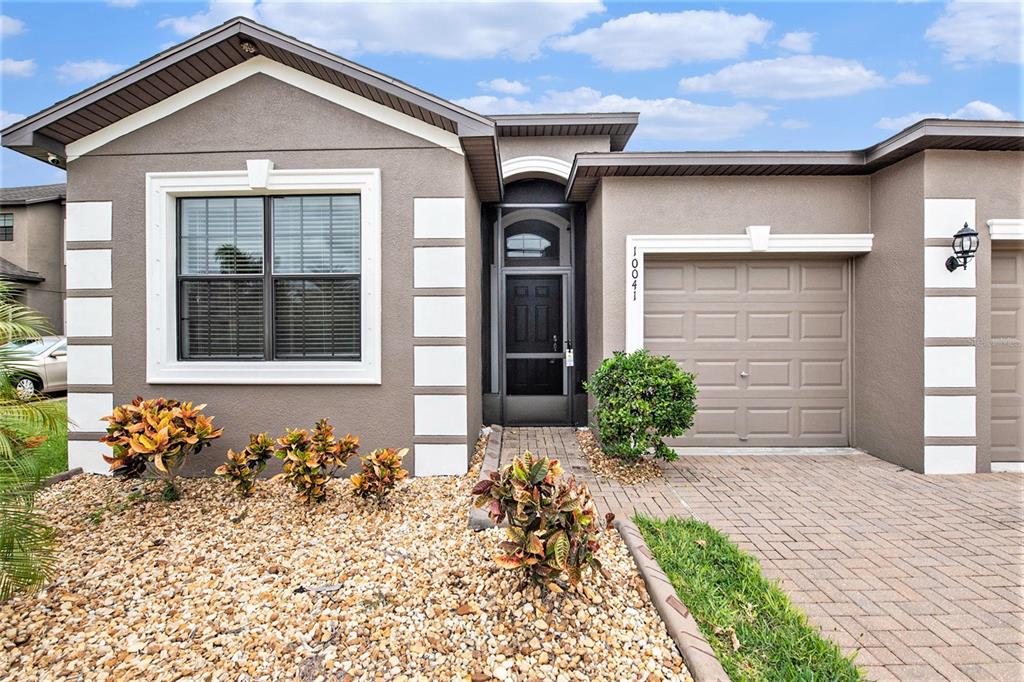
[1,460,690,681]
[576,430,663,485]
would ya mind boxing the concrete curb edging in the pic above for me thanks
[40,468,84,488]
[469,425,502,530]
[615,518,731,682]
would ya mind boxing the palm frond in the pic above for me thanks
[0,282,58,601]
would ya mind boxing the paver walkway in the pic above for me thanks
[500,426,1024,681]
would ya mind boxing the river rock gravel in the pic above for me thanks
[1,460,691,682]
[576,430,664,485]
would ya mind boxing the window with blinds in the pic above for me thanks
[177,195,361,361]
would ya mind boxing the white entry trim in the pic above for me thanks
[66,56,463,160]
[624,227,873,350]
[145,164,382,384]
[501,155,572,182]
[987,218,1024,240]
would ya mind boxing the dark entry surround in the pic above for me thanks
[482,180,588,426]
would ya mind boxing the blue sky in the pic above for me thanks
[1,1,1021,186]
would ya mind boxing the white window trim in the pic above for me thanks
[624,226,873,351]
[146,163,382,384]
[987,218,1024,240]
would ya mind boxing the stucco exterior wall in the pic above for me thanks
[498,135,611,164]
[855,155,926,471]
[585,182,604,388]
[0,201,65,331]
[594,175,871,361]
[464,162,483,449]
[65,73,468,476]
[923,150,1024,472]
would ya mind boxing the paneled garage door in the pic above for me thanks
[644,258,851,447]
[991,247,1024,463]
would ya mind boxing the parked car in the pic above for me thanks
[2,336,67,399]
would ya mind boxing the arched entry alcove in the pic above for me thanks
[481,179,588,426]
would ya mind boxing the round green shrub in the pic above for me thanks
[584,349,698,462]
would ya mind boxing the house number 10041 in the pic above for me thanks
[631,246,639,301]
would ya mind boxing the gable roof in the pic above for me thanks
[566,119,1024,201]
[0,184,66,206]
[0,17,502,199]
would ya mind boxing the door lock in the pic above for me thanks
[553,334,559,352]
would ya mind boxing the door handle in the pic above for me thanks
[553,334,559,352]
[739,371,749,378]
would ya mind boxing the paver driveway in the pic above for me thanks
[501,427,1024,681]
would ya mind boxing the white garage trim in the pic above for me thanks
[501,155,572,183]
[987,218,1024,240]
[624,227,873,351]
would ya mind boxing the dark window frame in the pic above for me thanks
[175,195,362,362]
[0,213,13,241]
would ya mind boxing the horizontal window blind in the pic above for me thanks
[177,194,361,361]
[180,280,264,359]
[180,197,263,275]
[274,279,360,359]
[273,195,360,274]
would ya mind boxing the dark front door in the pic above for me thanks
[504,274,570,424]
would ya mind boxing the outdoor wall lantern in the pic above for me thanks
[945,222,980,272]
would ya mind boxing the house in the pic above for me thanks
[0,184,67,331]
[2,18,1021,477]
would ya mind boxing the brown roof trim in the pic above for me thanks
[1,16,494,154]
[0,17,500,199]
[491,113,639,151]
[565,118,1024,201]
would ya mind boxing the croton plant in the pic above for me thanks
[273,418,359,505]
[215,432,275,497]
[350,447,409,502]
[100,397,224,499]
[472,451,613,588]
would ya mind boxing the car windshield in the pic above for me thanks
[1,338,58,356]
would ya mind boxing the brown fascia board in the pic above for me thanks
[1,16,494,156]
[565,118,1024,200]
[491,112,640,151]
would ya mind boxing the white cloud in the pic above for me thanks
[551,10,771,70]
[160,0,604,60]
[678,55,886,99]
[456,87,769,141]
[55,60,126,84]
[0,58,36,78]
[892,69,930,85]
[926,1,1022,64]
[777,31,815,53]
[875,100,1016,130]
[478,78,529,95]
[1,110,26,128]
[0,14,25,36]
[780,119,810,130]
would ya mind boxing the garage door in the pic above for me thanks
[991,247,1024,463]
[644,258,850,447]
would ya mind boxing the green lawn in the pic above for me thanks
[636,515,864,682]
[30,398,68,479]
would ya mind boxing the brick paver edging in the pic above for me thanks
[616,518,731,682]
[468,425,502,530]
[40,467,83,488]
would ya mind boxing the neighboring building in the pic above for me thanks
[0,184,66,331]
[2,18,1020,476]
